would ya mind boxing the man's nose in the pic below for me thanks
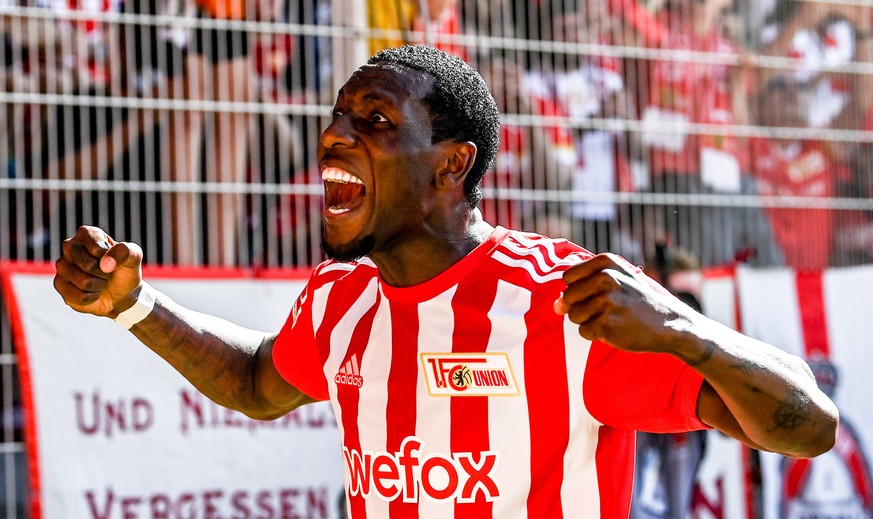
[319,113,356,149]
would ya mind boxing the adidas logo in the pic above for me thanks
[335,355,364,388]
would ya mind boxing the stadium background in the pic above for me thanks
[1,0,873,517]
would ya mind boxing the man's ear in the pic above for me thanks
[435,141,477,190]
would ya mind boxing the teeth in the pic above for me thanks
[322,167,363,185]
[327,206,351,214]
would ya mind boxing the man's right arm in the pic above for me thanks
[54,226,314,420]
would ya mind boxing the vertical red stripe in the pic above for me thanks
[593,427,634,518]
[742,446,756,519]
[795,272,830,359]
[386,299,420,519]
[450,277,498,518]
[524,290,570,518]
[729,265,743,333]
[335,291,381,519]
[314,278,372,366]
[0,271,43,519]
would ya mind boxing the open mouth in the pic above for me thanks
[322,167,366,215]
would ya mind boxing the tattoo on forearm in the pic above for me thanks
[729,358,756,377]
[768,393,813,432]
[682,342,716,367]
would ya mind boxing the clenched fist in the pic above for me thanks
[554,253,702,355]
[54,226,145,318]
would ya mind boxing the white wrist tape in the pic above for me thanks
[114,282,157,330]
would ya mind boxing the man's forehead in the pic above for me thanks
[338,63,436,100]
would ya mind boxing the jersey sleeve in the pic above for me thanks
[583,340,709,432]
[272,276,330,402]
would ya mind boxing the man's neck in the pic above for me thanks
[372,211,494,288]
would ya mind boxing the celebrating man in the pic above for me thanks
[54,45,838,518]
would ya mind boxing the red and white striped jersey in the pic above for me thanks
[274,227,707,518]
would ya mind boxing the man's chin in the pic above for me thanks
[321,234,376,263]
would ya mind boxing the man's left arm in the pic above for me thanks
[555,254,839,458]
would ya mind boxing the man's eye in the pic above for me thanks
[332,110,343,119]
[371,113,389,123]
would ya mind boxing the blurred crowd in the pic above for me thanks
[2,0,873,271]
[471,0,873,271]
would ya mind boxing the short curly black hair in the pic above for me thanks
[368,45,501,208]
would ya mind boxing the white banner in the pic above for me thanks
[735,266,873,519]
[691,269,753,519]
[2,266,345,519]
[7,264,873,519]
[692,266,873,519]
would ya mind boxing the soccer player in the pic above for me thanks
[53,45,838,518]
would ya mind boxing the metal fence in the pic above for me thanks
[1,0,872,515]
